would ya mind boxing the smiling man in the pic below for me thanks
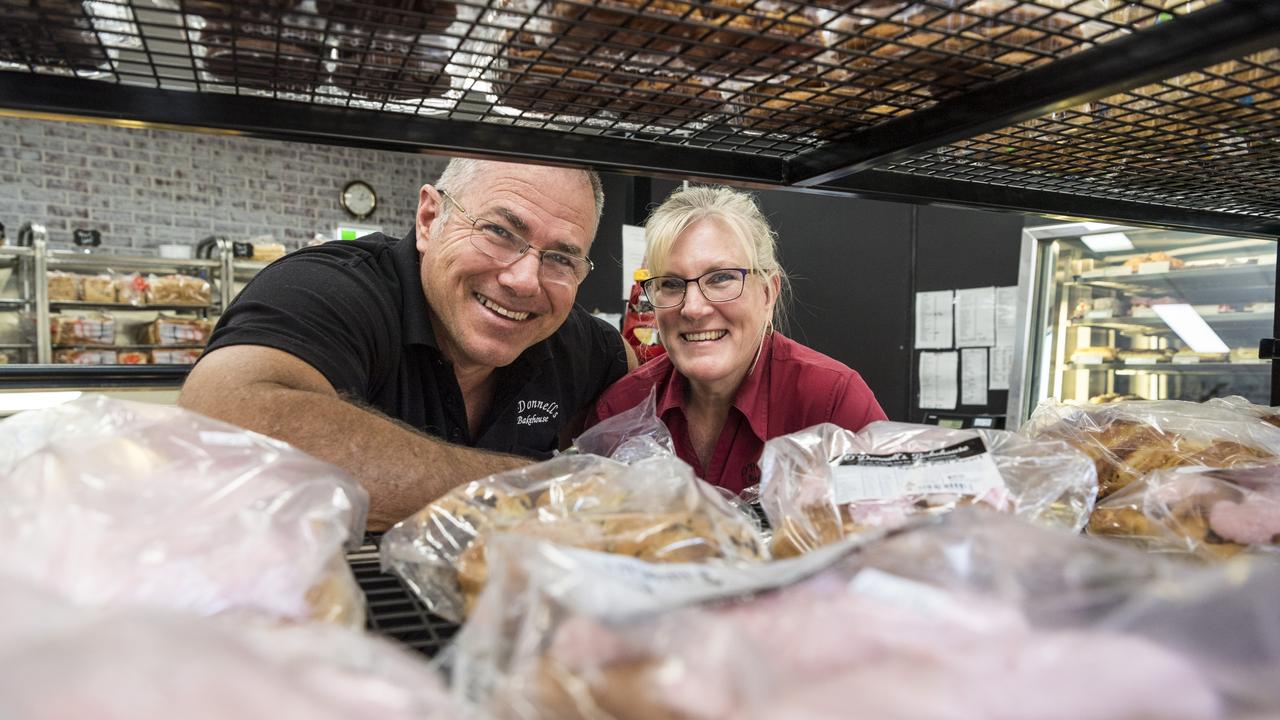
[180,159,633,529]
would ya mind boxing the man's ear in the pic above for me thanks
[416,184,442,253]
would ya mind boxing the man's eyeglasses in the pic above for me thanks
[439,189,593,286]
[641,268,751,308]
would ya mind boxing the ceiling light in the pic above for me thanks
[1080,232,1135,253]
[1153,304,1229,353]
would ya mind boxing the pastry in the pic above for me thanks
[80,275,117,304]
[0,0,108,71]
[198,21,324,94]
[331,37,452,104]
[47,272,79,302]
[316,0,456,34]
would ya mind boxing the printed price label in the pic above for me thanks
[831,438,1005,504]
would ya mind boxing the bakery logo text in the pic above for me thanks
[837,438,988,467]
[516,399,560,426]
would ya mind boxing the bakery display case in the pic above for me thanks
[1016,221,1276,418]
[0,246,38,365]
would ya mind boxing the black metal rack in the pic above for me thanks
[0,0,1278,237]
[349,536,458,658]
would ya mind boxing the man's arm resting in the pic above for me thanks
[178,345,530,531]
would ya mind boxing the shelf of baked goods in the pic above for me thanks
[1,1,1277,236]
[1070,259,1276,304]
[1069,345,1266,372]
[1071,310,1273,335]
[48,314,213,366]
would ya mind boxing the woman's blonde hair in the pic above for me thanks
[644,184,790,331]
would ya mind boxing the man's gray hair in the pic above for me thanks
[434,158,604,222]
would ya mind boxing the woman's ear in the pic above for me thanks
[765,271,781,309]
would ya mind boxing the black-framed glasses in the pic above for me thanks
[641,268,751,308]
[439,189,594,286]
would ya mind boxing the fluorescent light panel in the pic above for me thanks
[1152,304,1229,353]
[1080,232,1135,253]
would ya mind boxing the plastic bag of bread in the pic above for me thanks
[574,386,673,462]
[139,314,214,346]
[1022,398,1280,500]
[380,453,767,622]
[1089,463,1280,560]
[453,510,1280,720]
[81,273,117,303]
[50,311,115,345]
[758,421,1097,558]
[1206,395,1280,428]
[47,270,79,301]
[0,394,369,628]
[0,581,460,720]
[147,273,211,305]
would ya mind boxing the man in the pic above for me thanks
[180,159,634,529]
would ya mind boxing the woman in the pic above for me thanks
[588,185,886,493]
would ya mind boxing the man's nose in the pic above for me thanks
[497,252,542,296]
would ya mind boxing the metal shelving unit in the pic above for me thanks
[0,0,1277,236]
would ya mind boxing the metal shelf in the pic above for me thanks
[1070,263,1277,303]
[1070,361,1269,374]
[52,343,205,350]
[0,298,31,309]
[0,0,1278,235]
[49,301,214,312]
[47,253,222,272]
[348,538,458,659]
[1072,310,1272,333]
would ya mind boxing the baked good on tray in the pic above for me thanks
[316,0,457,34]
[331,35,452,103]
[197,20,324,94]
[0,0,108,71]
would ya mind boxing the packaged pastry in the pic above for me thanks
[0,394,369,628]
[50,312,115,345]
[54,348,118,365]
[758,422,1097,558]
[80,273,117,303]
[46,271,79,302]
[1089,463,1280,561]
[1172,349,1228,364]
[1206,395,1280,428]
[1070,346,1117,364]
[147,273,212,306]
[1123,251,1185,273]
[453,510,1280,720]
[1088,392,1143,404]
[139,315,214,346]
[0,581,459,720]
[1118,349,1170,364]
[380,453,768,621]
[151,348,204,365]
[116,272,148,306]
[1022,398,1280,500]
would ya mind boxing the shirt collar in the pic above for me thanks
[655,333,776,442]
[393,230,438,349]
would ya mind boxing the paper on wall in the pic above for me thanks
[915,290,954,349]
[919,351,958,410]
[989,345,1014,391]
[961,348,988,406]
[955,287,996,347]
[621,224,646,301]
[994,285,1019,348]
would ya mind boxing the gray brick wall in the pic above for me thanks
[0,116,450,250]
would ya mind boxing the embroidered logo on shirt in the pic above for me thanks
[516,399,560,426]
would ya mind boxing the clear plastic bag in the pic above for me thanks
[0,394,369,627]
[380,453,767,622]
[758,421,1097,557]
[1206,395,1280,428]
[1089,463,1280,560]
[454,509,1280,720]
[0,581,458,720]
[573,386,673,462]
[1022,398,1280,500]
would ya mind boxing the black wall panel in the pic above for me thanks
[574,172,633,318]
[911,205,1026,423]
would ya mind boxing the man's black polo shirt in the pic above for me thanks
[204,232,628,459]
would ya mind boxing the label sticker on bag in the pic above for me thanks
[830,437,1005,504]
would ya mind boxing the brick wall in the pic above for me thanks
[0,116,449,250]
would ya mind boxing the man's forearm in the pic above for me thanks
[182,383,529,530]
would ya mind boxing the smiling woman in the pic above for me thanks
[587,185,887,494]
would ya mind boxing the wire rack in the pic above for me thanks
[348,536,458,658]
[1,0,1278,231]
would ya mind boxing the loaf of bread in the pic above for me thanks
[50,312,115,346]
[47,272,79,302]
[759,422,1098,559]
[140,316,213,346]
[146,274,212,306]
[1023,399,1280,500]
[80,274,117,303]
[1089,464,1280,560]
[380,454,767,621]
